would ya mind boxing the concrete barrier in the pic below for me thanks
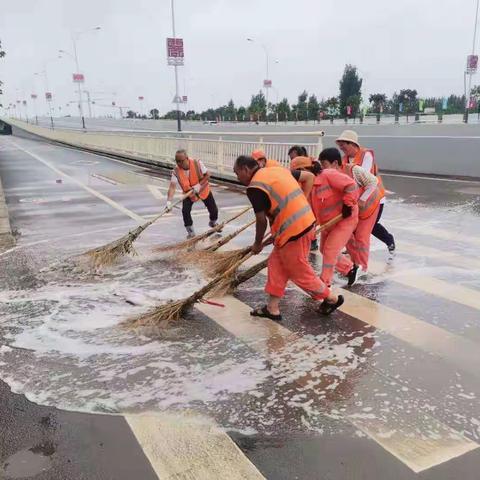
[0,175,14,250]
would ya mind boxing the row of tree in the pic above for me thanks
[124,64,477,122]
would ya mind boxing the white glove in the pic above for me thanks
[165,200,172,210]
[193,183,201,194]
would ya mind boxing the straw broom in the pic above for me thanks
[80,190,192,269]
[154,205,251,253]
[176,219,256,275]
[127,249,257,329]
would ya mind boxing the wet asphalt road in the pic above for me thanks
[1,133,480,478]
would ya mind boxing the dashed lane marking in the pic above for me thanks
[125,412,266,480]
[8,140,146,223]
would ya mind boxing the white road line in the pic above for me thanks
[8,140,146,223]
[146,185,165,200]
[382,172,480,184]
[196,295,479,472]
[125,412,265,480]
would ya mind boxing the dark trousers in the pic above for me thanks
[372,204,394,246]
[182,192,218,227]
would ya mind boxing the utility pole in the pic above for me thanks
[465,0,480,123]
[171,0,182,132]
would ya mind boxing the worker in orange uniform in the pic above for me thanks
[233,155,344,318]
[292,154,359,287]
[288,145,308,162]
[290,155,323,251]
[336,130,395,253]
[251,149,282,168]
[320,148,383,285]
[166,149,218,238]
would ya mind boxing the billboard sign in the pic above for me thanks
[467,55,478,74]
[167,38,184,66]
[72,73,85,83]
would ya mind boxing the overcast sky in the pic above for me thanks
[0,0,478,117]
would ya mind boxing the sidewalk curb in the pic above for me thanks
[0,174,14,250]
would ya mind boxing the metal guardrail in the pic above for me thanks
[4,120,324,178]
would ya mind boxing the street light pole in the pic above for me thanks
[72,34,86,129]
[171,0,182,132]
[465,0,480,123]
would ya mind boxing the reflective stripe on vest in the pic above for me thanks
[249,167,315,247]
[175,158,210,202]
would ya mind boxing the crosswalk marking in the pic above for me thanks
[367,260,480,311]
[125,412,266,480]
[196,295,479,472]
[393,223,480,249]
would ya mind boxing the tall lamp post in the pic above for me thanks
[167,0,183,132]
[60,26,101,129]
[247,38,275,124]
[465,0,480,123]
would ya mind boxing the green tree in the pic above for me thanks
[0,40,5,106]
[126,110,137,118]
[237,106,247,121]
[307,94,320,121]
[248,90,267,121]
[297,90,308,121]
[369,93,387,113]
[276,98,290,122]
[398,89,418,121]
[324,97,339,117]
[149,108,160,119]
[339,64,362,116]
[225,99,236,121]
[163,110,185,120]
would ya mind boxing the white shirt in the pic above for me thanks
[348,151,385,204]
[170,159,208,187]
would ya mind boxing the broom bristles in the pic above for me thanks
[126,248,253,329]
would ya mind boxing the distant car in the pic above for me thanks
[203,120,217,125]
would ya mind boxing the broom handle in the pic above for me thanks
[147,190,193,226]
[315,214,343,234]
[207,219,256,252]
[202,205,252,239]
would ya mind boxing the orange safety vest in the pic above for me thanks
[343,164,382,219]
[265,158,281,167]
[342,147,385,205]
[249,166,315,247]
[174,158,210,202]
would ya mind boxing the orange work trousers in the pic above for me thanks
[266,230,331,300]
[319,214,358,286]
[336,203,380,274]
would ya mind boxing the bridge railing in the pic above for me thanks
[5,119,324,180]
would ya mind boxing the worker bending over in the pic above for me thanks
[233,155,344,319]
[251,149,282,168]
[336,130,395,253]
[320,148,383,285]
[166,149,218,238]
[293,154,359,287]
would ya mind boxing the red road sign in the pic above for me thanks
[467,55,478,74]
[167,37,184,65]
[72,73,85,83]
[263,79,272,88]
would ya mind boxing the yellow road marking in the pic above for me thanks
[9,140,146,223]
[125,412,266,480]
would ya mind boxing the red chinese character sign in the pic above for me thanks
[167,38,184,66]
[263,79,272,88]
[45,92,52,101]
[138,96,144,101]
[182,95,188,103]
[346,105,352,116]
[72,73,85,83]
[467,55,478,74]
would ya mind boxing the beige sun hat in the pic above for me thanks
[336,130,360,147]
